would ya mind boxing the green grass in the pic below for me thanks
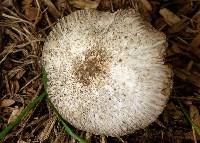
[174,90,200,136]
[177,98,200,136]
[0,91,48,140]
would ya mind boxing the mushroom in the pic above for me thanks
[42,9,173,137]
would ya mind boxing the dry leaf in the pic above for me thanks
[174,69,200,88]
[138,0,151,22]
[193,10,200,29]
[38,116,56,142]
[190,105,200,127]
[26,87,36,95]
[56,0,71,12]
[42,0,61,18]
[69,138,76,143]
[22,0,32,8]
[159,8,181,26]
[3,107,14,113]
[186,60,194,71]
[170,42,183,54]
[153,18,167,30]
[177,1,193,15]
[17,140,28,143]
[167,19,189,34]
[190,33,200,58]
[23,0,39,21]
[8,106,21,123]
[2,0,13,7]
[53,129,68,143]
[85,132,92,142]
[10,80,20,95]
[0,99,15,107]
[189,105,200,142]
[184,131,200,141]
[25,7,39,21]
[141,0,152,11]
[100,136,107,143]
[166,102,183,120]
[16,68,26,79]
[98,0,127,10]
[69,0,101,9]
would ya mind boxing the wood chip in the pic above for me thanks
[159,8,181,26]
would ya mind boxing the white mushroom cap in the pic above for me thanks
[42,9,173,137]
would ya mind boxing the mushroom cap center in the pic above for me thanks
[73,45,111,86]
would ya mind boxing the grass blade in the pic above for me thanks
[176,97,200,135]
[48,100,87,143]
[0,91,48,140]
[42,68,87,143]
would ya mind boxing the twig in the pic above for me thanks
[0,44,14,65]
[19,74,40,92]
[34,0,42,26]
[2,13,34,26]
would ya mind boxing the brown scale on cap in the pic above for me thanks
[73,45,111,86]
